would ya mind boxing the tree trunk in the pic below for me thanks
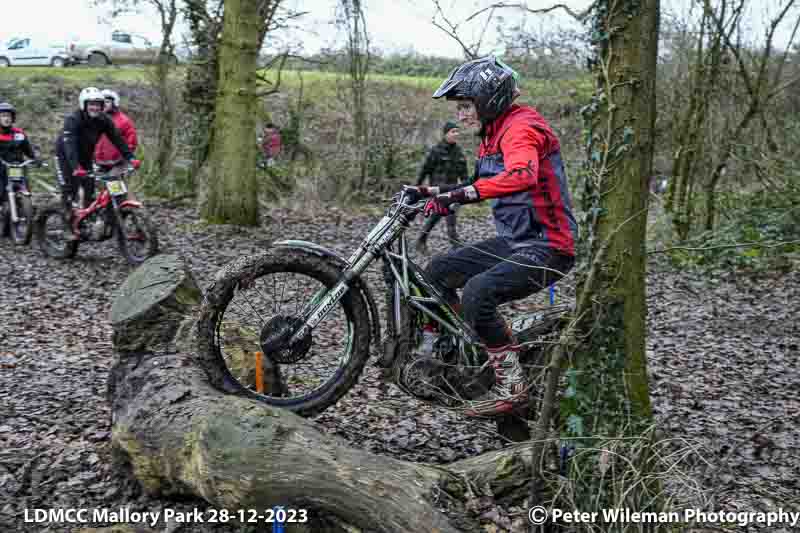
[183,0,221,191]
[153,58,176,188]
[200,0,261,225]
[564,0,659,439]
[107,254,547,532]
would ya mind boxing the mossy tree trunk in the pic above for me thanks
[152,0,178,187]
[564,0,659,440]
[200,0,263,225]
[183,0,222,187]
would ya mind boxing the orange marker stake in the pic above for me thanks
[255,351,264,393]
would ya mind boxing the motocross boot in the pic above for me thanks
[464,344,529,417]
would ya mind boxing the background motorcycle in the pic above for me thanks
[0,158,40,245]
[35,163,158,265]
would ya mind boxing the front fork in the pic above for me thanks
[6,188,19,223]
[288,215,405,344]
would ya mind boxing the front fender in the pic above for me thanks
[273,239,382,356]
[119,200,143,209]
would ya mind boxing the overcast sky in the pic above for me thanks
[4,0,798,58]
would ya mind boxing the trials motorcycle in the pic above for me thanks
[197,188,569,439]
[35,163,158,265]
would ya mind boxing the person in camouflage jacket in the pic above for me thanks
[415,121,468,253]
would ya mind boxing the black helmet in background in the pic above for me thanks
[433,56,519,124]
[0,102,17,123]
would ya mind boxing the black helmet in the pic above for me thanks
[433,56,519,124]
[0,102,16,122]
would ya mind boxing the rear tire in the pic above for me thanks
[35,201,78,259]
[197,248,373,417]
[114,207,158,265]
[10,195,34,245]
[0,57,9,68]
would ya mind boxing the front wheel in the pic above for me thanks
[114,207,158,265]
[197,248,373,417]
[35,201,78,259]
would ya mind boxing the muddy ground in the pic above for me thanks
[1,198,797,532]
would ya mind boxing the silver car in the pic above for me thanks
[70,31,173,66]
[0,37,72,67]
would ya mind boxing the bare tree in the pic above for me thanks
[702,0,800,230]
[94,0,180,189]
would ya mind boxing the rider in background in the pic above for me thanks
[410,56,578,417]
[54,87,139,239]
[414,121,468,254]
[0,102,36,209]
[260,123,282,167]
[94,89,138,169]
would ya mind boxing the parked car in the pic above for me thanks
[70,31,175,66]
[0,37,72,67]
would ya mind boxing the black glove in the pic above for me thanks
[402,185,440,204]
[423,186,480,217]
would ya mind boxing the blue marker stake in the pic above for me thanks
[272,506,285,533]
[549,284,555,306]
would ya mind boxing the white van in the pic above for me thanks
[0,37,72,67]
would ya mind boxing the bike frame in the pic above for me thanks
[72,168,140,234]
[288,190,484,363]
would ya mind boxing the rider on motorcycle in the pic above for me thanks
[94,88,138,169]
[0,102,36,207]
[410,56,578,417]
[54,87,140,239]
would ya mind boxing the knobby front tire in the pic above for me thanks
[197,248,373,417]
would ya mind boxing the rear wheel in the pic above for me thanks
[197,248,373,417]
[35,201,78,259]
[0,57,9,68]
[114,207,158,265]
[9,195,34,245]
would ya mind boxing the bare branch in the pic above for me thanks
[649,240,800,254]
[431,0,480,59]
[465,1,598,24]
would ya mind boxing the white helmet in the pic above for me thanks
[102,89,120,108]
[79,87,105,111]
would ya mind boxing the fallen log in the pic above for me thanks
[107,254,536,532]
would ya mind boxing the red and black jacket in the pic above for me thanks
[472,104,578,255]
[55,110,133,172]
[0,126,35,164]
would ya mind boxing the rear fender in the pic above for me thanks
[273,239,381,355]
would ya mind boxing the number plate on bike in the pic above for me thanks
[106,180,127,195]
[8,167,23,179]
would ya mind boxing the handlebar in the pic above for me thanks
[0,158,43,168]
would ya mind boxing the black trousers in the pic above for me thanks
[425,238,574,347]
[55,155,94,204]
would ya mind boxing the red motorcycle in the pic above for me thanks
[0,158,39,245]
[35,164,158,265]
